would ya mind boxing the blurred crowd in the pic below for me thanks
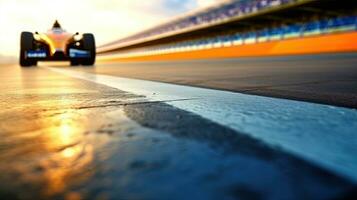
[113,0,296,46]
[113,15,357,57]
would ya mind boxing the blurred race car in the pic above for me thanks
[19,20,95,67]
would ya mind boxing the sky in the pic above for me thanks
[0,0,225,57]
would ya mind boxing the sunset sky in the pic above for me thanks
[0,0,224,57]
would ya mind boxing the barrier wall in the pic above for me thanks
[99,32,357,62]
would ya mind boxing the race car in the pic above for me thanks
[19,20,95,67]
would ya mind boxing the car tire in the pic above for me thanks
[20,32,37,67]
[81,33,96,66]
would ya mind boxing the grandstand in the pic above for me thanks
[98,0,357,60]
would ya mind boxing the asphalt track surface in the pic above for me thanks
[0,53,357,200]
[92,53,357,109]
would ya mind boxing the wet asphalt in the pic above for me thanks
[0,64,356,200]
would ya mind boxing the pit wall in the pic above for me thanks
[98,32,357,62]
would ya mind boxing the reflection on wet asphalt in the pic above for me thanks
[0,65,356,200]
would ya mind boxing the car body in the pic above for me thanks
[20,21,96,67]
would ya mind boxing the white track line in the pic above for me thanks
[46,66,357,182]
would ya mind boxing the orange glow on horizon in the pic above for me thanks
[0,0,222,57]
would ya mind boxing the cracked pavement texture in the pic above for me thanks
[0,64,356,200]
